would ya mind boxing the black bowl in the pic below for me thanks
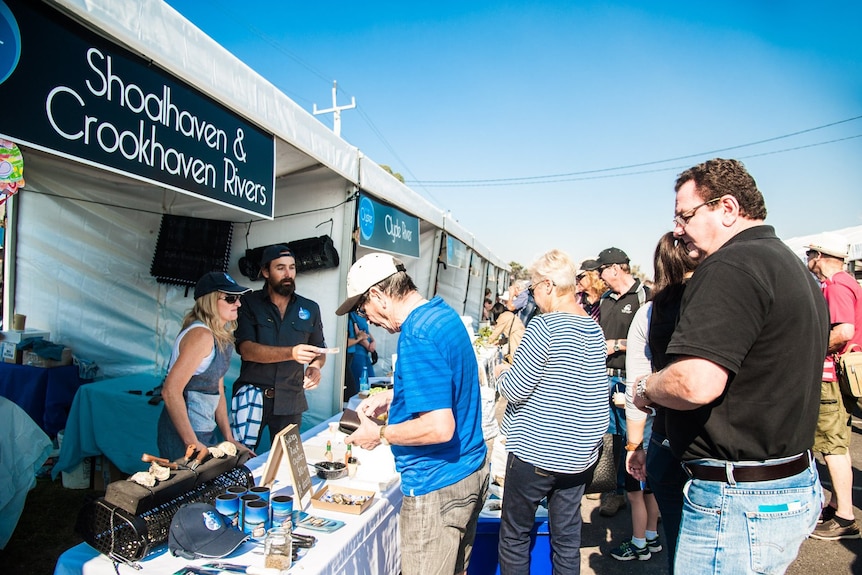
[315,461,347,480]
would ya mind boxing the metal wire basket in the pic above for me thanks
[76,465,253,565]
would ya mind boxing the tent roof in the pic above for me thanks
[46,0,508,269]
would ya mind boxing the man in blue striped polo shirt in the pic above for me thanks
[338,253,488,575]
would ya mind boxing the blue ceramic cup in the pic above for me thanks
[249,485,271,503]
[243,499,270,538]
[226,485,247,497]
[214,492,240,527]
[270,495,293,529]
[238,493,260,526]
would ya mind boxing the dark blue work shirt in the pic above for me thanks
[234,289,326,415]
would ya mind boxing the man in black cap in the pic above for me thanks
[596,247,649,517]
[230,244,327,450]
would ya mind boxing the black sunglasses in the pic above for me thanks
[219,294,241,304]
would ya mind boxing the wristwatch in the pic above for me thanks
[379,424,390,446]
[636,375,650,400]
[625,442,643,452]
[613,340,621,352]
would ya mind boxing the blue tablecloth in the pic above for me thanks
[0,397,52,549]
[0,363,81,438]
[52,373,163,477]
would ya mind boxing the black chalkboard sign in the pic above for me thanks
[150,214,234,289]
[261,424,313,510]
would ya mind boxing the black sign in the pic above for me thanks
[0,0,275,218]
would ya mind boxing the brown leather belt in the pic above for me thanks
[262,387,275,399]
[682,451,810,483]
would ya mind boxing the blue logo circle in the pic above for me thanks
[0,1,22,86]
[358,196,375,241]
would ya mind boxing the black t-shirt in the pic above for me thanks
[648,283,686,437]
[599,279,648,370]
[665,225,829,461]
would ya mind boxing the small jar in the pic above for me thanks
[264,527,292,571]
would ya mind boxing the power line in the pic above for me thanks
[415,133,862,188]
[407,115,862,186]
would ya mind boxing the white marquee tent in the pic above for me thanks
[1,0,508,428]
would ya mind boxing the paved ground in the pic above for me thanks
[492,399,862,574]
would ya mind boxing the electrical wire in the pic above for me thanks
[407,115,862,186]
[414,133,862,188]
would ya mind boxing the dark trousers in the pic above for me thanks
[256,397,302,451]
[499,453,591,575]
[646,432,687,574]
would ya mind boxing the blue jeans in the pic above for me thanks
[674,455,822,575]
[499,453,592,575]
[607,376,627,493]
[646,432,686,574]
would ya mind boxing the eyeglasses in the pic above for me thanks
[219,294,241,304]
[528,279,552,296]
[672,197,720,228]
[805,249,819,259]
[598,264,612,275]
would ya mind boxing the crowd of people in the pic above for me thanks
[154,157,860,575]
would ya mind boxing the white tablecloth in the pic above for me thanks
[54,416,402,575]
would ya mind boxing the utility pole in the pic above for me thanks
[313,81,356,137]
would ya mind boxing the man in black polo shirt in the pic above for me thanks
[596,247,649,517]
[633,158,828,574]
[231,244,327,450]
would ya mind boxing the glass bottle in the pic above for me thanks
[325,440,333,462]
[359,366,370,396]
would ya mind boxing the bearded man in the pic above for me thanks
[230,244,327,450]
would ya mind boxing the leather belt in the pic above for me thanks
[607,368,626,377]
[262,387,275,399]
[682,451,810,483]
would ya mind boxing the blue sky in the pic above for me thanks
[165,0,862,276]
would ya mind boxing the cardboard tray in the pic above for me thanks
[310,485,375,515]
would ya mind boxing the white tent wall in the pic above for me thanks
[15,153,194,378]
[435,236,472,323]
[464,251,487,325]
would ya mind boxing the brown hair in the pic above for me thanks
[652,232,699,294]
[675,158,767,220]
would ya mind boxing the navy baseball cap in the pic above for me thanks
[260,244,294,268]
[168,502,249,560]
[194,272,252,300]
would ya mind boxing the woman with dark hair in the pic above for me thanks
[157,272,251,461]
[623,232,698,572]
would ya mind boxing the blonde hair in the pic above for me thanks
[182,291,236,351]
[583,270,605,301]
[530,249,577,295]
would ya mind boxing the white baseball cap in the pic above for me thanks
[336,253,406,315]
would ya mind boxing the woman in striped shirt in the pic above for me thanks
[494,249,610,575]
